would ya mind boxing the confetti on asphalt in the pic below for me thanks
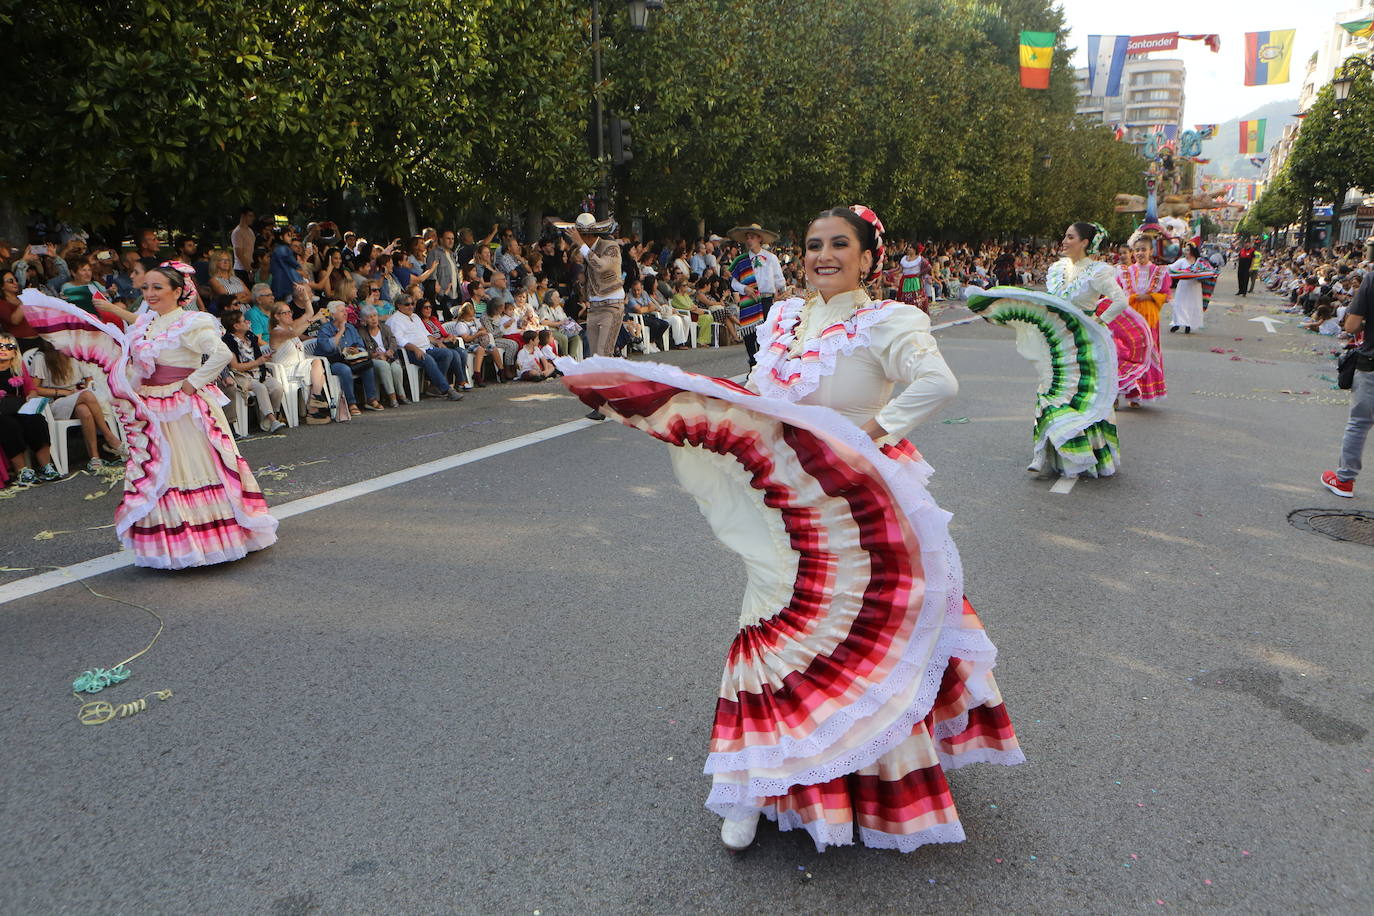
[942,417,971,424]
[995,858,1003,864]
[1204,880,1213,886]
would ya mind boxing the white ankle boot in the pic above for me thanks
[720,812,760,851]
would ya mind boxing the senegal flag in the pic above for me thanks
[1238,119,1267,155]
[1341,19,1374,39]
[1020,31,1054,89]
[1244,30,1295,86]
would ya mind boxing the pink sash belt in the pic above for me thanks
[147,365,194,385]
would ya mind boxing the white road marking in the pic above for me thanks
[932,315,981,331]
[1050,476,1078,495]
[0,418,594,606]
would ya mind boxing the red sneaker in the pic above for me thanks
[1321,470,1355,498]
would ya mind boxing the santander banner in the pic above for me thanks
[1127,32,1180,54]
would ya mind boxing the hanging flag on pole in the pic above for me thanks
[1019,31,1055,89]
[1087,35,1130,97]
[1238,119,1267,154]
[1180,34,1222,53]
[1194,124,1219,140]
[1249,156,1269,169]
[1340,19,1374,39]
[1244,30,1296,85]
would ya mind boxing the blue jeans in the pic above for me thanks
[407,347,466,392]
[1338,368,1374,481]
[330,360,377,405]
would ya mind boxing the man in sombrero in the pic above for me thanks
[555,211,624,420]
[727,222,786,367]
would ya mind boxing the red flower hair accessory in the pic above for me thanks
[849,204,886,283]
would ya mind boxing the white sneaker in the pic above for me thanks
[268,420,288,433]
[720,812,760,851]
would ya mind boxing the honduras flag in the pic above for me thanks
[1087,35,1130,97]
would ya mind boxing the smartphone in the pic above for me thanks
[32,245,49,256]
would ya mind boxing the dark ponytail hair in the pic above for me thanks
[808,207,882,281]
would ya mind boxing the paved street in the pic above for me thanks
[2,287,1371,915]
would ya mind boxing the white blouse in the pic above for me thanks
[748,290,958,438]
[1046,257,1129,323]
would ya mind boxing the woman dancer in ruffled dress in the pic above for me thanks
[21,264,277,568]
[1116,234,1171,406]
[560,205,1022,854]
[965,221,1128,478]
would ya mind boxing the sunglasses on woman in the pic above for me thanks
[0,342,17,351]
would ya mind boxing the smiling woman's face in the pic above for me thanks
[804,216,867,298]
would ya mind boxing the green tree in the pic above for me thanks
[1288,68,1374,209]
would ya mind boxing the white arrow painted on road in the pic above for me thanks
[1249,316,1281,333]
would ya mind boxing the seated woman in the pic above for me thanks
[359,304,407,406]
[626,280,671,352]
[491,299,526,350]
[695,272,740,344]
[208,248,251,315]
[515,330,556,380]
[478,293,519,380]
[0,332,60,484]
[537,289,580,359]
[28,338,125,472]
[417,300,471,390]
[220,310,287,433]
[314,300,384,416]
[268,291,333,424]
[643,280,690,349]
[60,255,140,327]
[446,302,497,387]
[670,279,712,346]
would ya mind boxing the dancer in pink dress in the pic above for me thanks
[21,264,277,569]
[1116,234,1172,406]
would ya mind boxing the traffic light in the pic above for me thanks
[609,115,633,165]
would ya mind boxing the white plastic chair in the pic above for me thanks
[399,350,424,401]
[268,363,301,427]
[302,339,342,409]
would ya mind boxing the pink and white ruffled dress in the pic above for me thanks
[560,290,1023,852]
[21,291,277,569]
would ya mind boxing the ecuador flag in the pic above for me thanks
[1238,119,1267,155]
[1244,30,1295,86]
[1020,31,1054,89]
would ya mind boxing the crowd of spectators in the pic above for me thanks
[1,210,1070,491]
[1259,243,1373,340]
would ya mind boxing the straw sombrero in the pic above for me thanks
[727,222,779,244]
[552,212,618,235]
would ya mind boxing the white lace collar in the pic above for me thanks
[750,290,899,403]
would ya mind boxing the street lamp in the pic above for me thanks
[628,0,663,33]
[1331,52,1373,108]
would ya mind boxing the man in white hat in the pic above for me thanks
[727,222,786,366]
[557,212,624,420]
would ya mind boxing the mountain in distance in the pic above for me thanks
[1196,99,1298,179]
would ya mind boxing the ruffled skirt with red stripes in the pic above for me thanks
[560,357,1022,852]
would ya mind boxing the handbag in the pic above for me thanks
[340,346,372,370]
[1337,347,1360,390]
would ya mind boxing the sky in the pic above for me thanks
[1055,0,1368,124]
